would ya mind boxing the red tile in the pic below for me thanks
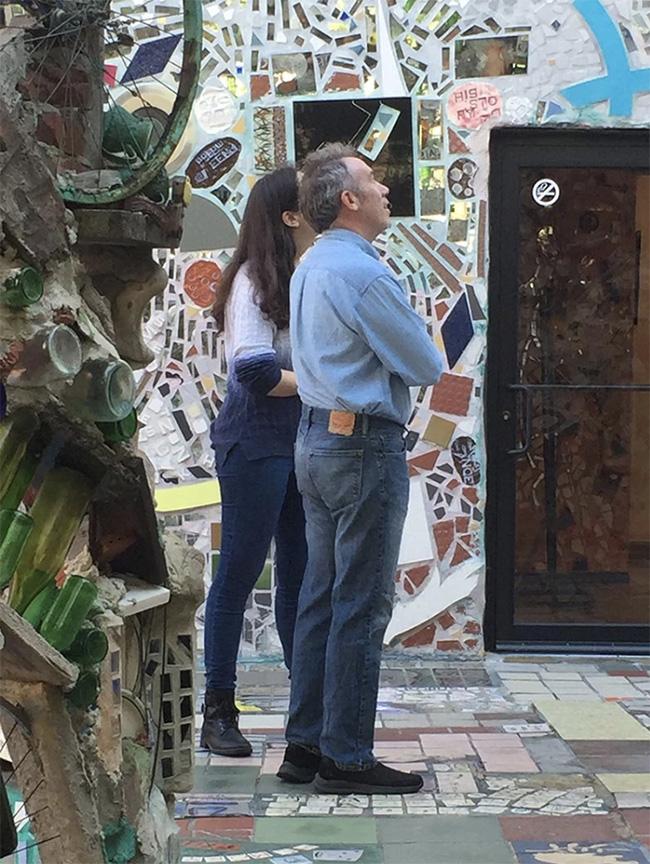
[408,449,440,472]
[375,728,432,740]
[436,639,464,651]
[608,670,649,677]
[464,620,481,635]
[622,809,650,842]
[499,814,630,842]
[429,373,473,416]
[176,818,192,837]
[434,520,454,559]
[406,564,430,588]
[402,622,437,648]
[437,609,455,630]
[450,544,471,566]
[250,74,271,100]
[324,71,361,91]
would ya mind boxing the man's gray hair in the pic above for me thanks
[299,143,359,233]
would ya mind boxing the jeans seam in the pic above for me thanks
[351,446,387,769]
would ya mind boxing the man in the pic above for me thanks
[276,143,444,795]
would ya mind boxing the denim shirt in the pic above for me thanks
[290,228,444,425]
[210,264,300,466]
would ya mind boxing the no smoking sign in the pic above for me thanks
[532,178,560,207]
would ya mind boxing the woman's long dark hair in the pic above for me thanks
[212,166,298,332]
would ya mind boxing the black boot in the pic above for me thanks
[200,688,252,757]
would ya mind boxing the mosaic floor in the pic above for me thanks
[176,655,650,864]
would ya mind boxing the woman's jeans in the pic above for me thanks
[286,407,409,769]
[204,444,307,691]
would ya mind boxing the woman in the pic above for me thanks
[202,167,315,757]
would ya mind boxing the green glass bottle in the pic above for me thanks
[64,627,108,666]
[2,267,43,307]
[0,510,33,588]
[9,468,93,614]
[66,669,100,709]
[65,358,136,422]
[0,409,39,503]
[96,408,138,443]
[0,452,37,511]
[39,575,98,652]
[21,582,57,630]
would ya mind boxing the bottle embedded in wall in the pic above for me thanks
[6,325,82,386]
[38,575,98,652]
[2,267,43,308]
[64,357,136,422]
[8,469,93,614]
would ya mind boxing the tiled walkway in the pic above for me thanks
[177,655,650,864]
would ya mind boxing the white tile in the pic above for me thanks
[239,715,286,729]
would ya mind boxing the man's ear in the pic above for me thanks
[281,210,301,228]
[340,189,359,212]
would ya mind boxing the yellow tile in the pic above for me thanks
[422,415,456,448]
[534,700,650,741]
[596,774,650,792]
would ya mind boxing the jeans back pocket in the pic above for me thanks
[307,448,364,512]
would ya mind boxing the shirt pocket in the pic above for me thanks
[307,448,364,512]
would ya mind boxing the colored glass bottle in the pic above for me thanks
[0,509,33,588]
[65,358,136,422]
[0,452,37,511]
[0,409,39,503]
[7,325,82,385]
[21,582,57,630]
[38,575,98,652]
[67,669,100,710]
[2,267,43,307]
[64,626,108,666]
[96,408,138,443]
[9,468,93,614]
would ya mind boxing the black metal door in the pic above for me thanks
[486,127,650,653]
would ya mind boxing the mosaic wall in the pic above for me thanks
[109,0,650,655]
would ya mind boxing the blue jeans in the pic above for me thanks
[204,444,307,690]
[286,407,409,769]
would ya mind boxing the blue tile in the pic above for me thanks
[441,292,474,369]
[513,841,650,864]
[122,34,181,83]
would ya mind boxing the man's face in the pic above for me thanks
[342,157,391,239]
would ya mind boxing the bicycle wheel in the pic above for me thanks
[1,0,202,205]
[0,696,49,863]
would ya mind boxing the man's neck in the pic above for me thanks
[330,218,377,243]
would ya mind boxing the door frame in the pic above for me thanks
[485,126,650,654]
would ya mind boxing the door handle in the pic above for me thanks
[506,386,532,456]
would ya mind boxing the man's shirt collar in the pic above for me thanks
[321,227,380,261]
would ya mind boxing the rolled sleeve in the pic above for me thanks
[229,269,283,395]
[233,351,282,396]
[353,274,444,387]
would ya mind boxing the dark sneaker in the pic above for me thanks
[314,757,423,795]
[276,743,321,784]
[200,689,252,757]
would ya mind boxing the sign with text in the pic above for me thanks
[447,82,503,130]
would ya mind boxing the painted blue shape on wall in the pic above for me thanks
[545,101,565,118]
[560,0,650,117]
